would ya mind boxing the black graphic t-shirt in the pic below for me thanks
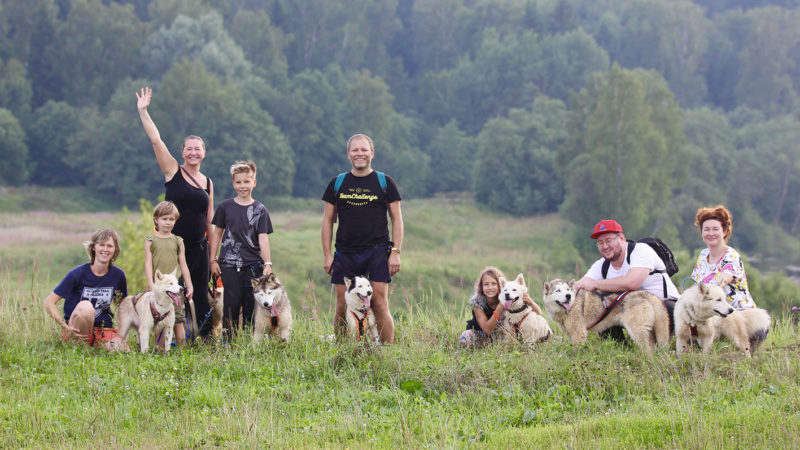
[322,171,401,253]
[54,263,127,328]
[212,199,273,268]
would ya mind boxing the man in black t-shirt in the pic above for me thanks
[322,134,404,344]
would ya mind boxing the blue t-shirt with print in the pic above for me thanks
[53,263,127,328]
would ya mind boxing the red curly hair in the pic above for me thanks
[694,205,733,242]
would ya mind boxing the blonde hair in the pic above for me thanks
[152,201,180,231]
[183,135,206,151]
[230,160,257,179]
[84,228,121,267]
[474,266,506,298]
[694,205,733,242]
[347,133,374,152]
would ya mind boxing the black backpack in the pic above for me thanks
[601,237,678,298]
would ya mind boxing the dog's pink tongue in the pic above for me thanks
[504,300,512,309]
[562,302,572,311]
[168,292,182,306]
[271,305,278,317]
[359,294,370,309]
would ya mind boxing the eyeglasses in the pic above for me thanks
[596,237,619,248]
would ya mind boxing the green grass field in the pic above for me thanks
[1,198,799,448]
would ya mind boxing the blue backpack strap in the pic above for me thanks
[376,171,387,192]
[334,172,347,195]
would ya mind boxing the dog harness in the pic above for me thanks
[506,304,552,343]
[349,310,367,341]
[587,291,632,330]
[132,292,170,324]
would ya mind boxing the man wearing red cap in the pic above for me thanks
[574,220,679,323]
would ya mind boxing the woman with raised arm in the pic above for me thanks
[137,86,214,337]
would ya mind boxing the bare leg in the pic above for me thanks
[370,281,394,344]
[334,284,347,337]
[67,301,95,344]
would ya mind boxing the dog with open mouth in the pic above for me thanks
[116,269,181,353]
[343,276,379,343]
[497,273,553,346]
[252,273,293,342]
[542,278,670,354]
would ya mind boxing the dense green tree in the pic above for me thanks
[539,28,609,101]
[147,0,210,29]
[27,101,80,186]
[731,7,800,115]
[268,0,401,77]
[734,116,800,232]
[425,29,543,133]
[0,108,28,185]
[260,68,346,197]
[228,9,289,76]
[474,96,567,214]
[142,12,250,80]
[53,0,145,106]
[406,0,471,73]
[426,120,475,194]
[561,64,685,238]
[0,58,32,121]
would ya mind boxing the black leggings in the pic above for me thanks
[183,239,211,336]
[220,265,256,336]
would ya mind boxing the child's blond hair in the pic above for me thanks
[152,201,180,231]
[230,160,257,179]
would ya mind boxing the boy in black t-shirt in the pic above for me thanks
[321,134,404,344]
[209,161,273,337]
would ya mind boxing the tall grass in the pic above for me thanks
[1,201,799,447]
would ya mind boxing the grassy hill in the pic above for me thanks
[1,197,799,447]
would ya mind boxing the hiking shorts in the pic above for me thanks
[330,246,391,284]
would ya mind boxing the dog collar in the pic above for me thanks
[507,304,529,314]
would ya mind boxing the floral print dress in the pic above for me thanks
[691,247,755,310]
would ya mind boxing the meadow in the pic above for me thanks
[1,195,799,448]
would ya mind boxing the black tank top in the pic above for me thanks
[165,168,211,243]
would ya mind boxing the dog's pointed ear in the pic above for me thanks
[698,281,708,296]
[251,277,259,288]
[543,281,551,296]
[267,272,276,282]
[155,269,163,281]
[170,268,179,279]
[343,277,352,290]
[515,273,525,287]
[568,279,576,289]
[498,276,507,288]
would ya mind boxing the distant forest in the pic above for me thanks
[1,0,799,258]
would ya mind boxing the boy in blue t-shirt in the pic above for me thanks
[43,228,128,350]
[209,161,273,338]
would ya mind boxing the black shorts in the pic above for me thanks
[330,246,391,284]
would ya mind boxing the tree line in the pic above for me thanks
[1,0,799,260]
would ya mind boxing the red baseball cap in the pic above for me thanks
[590,219,623,239]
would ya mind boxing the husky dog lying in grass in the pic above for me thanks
[675,282,770,357]
[343,276,379,343]
[117,269,181,353]
[252,273,293,343]
[542,278,670,354]
[498,274,552,346]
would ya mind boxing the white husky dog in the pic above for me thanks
[498,274,553,346]
[252,273,293,342]
[117,269,181,353]
[343,276,379,343]
[675,282,770,357]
